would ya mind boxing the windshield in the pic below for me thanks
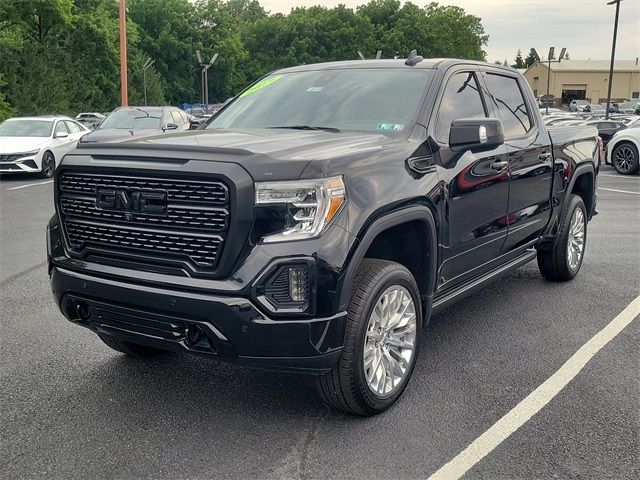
[576,100,589,105]
[208,69,435,135]
[0,119,53,137]
[99,109,161,129]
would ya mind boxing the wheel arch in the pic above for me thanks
[338,204,438,314]
[566,162,596,220]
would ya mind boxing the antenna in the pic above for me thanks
[405,49,423,66]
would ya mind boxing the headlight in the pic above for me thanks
[18,149,40,158]
[255,176,346,242]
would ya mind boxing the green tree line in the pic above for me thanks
[0,0,489,121]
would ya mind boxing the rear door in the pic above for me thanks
[479,69,553,253]
[431,68,511,288]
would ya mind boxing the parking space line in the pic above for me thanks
[5,180,53,191]
[427,295,640,480]
[599,187,640,195]
[599,174,639,180]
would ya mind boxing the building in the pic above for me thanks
[523,59,640,106]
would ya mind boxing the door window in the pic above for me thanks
[484,73,532,139]
[435,72,487,143]
[170,110,183,125]
[65,121,81,133]
[54,122,68,136]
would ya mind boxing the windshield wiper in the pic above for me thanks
[268,125,340,133]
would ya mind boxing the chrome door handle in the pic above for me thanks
[491,160,508,171]
[538,152,552,161]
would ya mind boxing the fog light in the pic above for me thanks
[288,267,307,302]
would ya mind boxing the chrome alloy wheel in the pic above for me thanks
[567,207,585,270]
[363,285,417,397]
[613,145,636,173]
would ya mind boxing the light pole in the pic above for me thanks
[605,0,622,120]
[530,47,566,114]
[118,0,128,106]
[197,52,219,111]
[142,57,155,106]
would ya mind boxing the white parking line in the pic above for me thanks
[428,295,640,480]
[599,187,640,195]
[599,174,639,180]
[5,180,53,191]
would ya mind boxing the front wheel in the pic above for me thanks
[537,194,587,281]
[316,259,422,416]
[612,142,639,175]
[40,151,55,178]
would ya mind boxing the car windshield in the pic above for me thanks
[575,100,589,105]
[99,109,161,129]
[208,68,435,135]
[0,119,53,137]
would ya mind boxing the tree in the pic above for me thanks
[512,49,525,69]
[0,74,15,122]
[524,49,537,68]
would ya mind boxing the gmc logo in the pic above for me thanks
[96,188,168,216]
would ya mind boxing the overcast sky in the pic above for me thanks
[259,0,640,63]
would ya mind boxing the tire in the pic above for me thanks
[611,142,639,175]
[98,333,167,358]
[537,194,587,281]
[316,259,423,416]
[40,151,55,178]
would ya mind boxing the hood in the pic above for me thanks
[79,128,162,144]
[0,136,49,154]
[75,128,403,180]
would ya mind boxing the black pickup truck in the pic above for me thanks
[48,58,599,415]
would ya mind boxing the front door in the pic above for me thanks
[432,69,511,289]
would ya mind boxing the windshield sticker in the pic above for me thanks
[377,123,405,131]
[239,75,282,98]
[306,86,324,92]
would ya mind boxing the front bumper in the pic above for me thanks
[50,266,346,373]
[0,154,40,173]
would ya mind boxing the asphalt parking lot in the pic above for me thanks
[1,167,638,479]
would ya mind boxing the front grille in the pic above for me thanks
[57,172,231,274]
[0,154,21,162]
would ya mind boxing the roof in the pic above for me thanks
[5,115,73,121]
[275,58,519,74]
[532,60,640,72]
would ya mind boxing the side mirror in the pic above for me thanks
[163,123,178,131]
[449,118,504,152]
[55,131,69,139]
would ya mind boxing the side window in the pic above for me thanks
[65,121,81,133]
[171,110,183,125]
[161,111,172,126]
[435,72,486,144]
[484,73,532,139]
[54,121,68,136]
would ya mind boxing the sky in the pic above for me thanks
[259,0,640,63]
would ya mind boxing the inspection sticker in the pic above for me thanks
[239,75,282,98]
[377,123,405,131]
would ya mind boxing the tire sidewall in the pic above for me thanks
[41,151,55,178]
[561,196,587,278]
[351,267,422,412]
[612,143,639,175]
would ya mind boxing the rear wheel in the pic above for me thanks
[612,142,639,175]
[537,194,587,281]
[98,333,167,358]
[316,259,422,416]
[40,151,55,178]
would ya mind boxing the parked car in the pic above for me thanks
[569,99,590,112]
[606,128,640,174]
[0,116,89,177]
[75,112,106,130]
[613,102,638,115]
[544,115,580,126]
[48,58,599,415]
[80,106,191,143]
[583,104,606,115]
[583,120,626,149]
[540,107,565,116]
[185,107,211,130]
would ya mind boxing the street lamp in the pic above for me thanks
[118,0,128,106]
[142,57,155,106]
[531,46,566,114]
[196,51,219,111]
[605,0,622,120]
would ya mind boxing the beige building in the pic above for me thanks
[523,59,640,106]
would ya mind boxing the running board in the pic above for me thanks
[432,249,537,314]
